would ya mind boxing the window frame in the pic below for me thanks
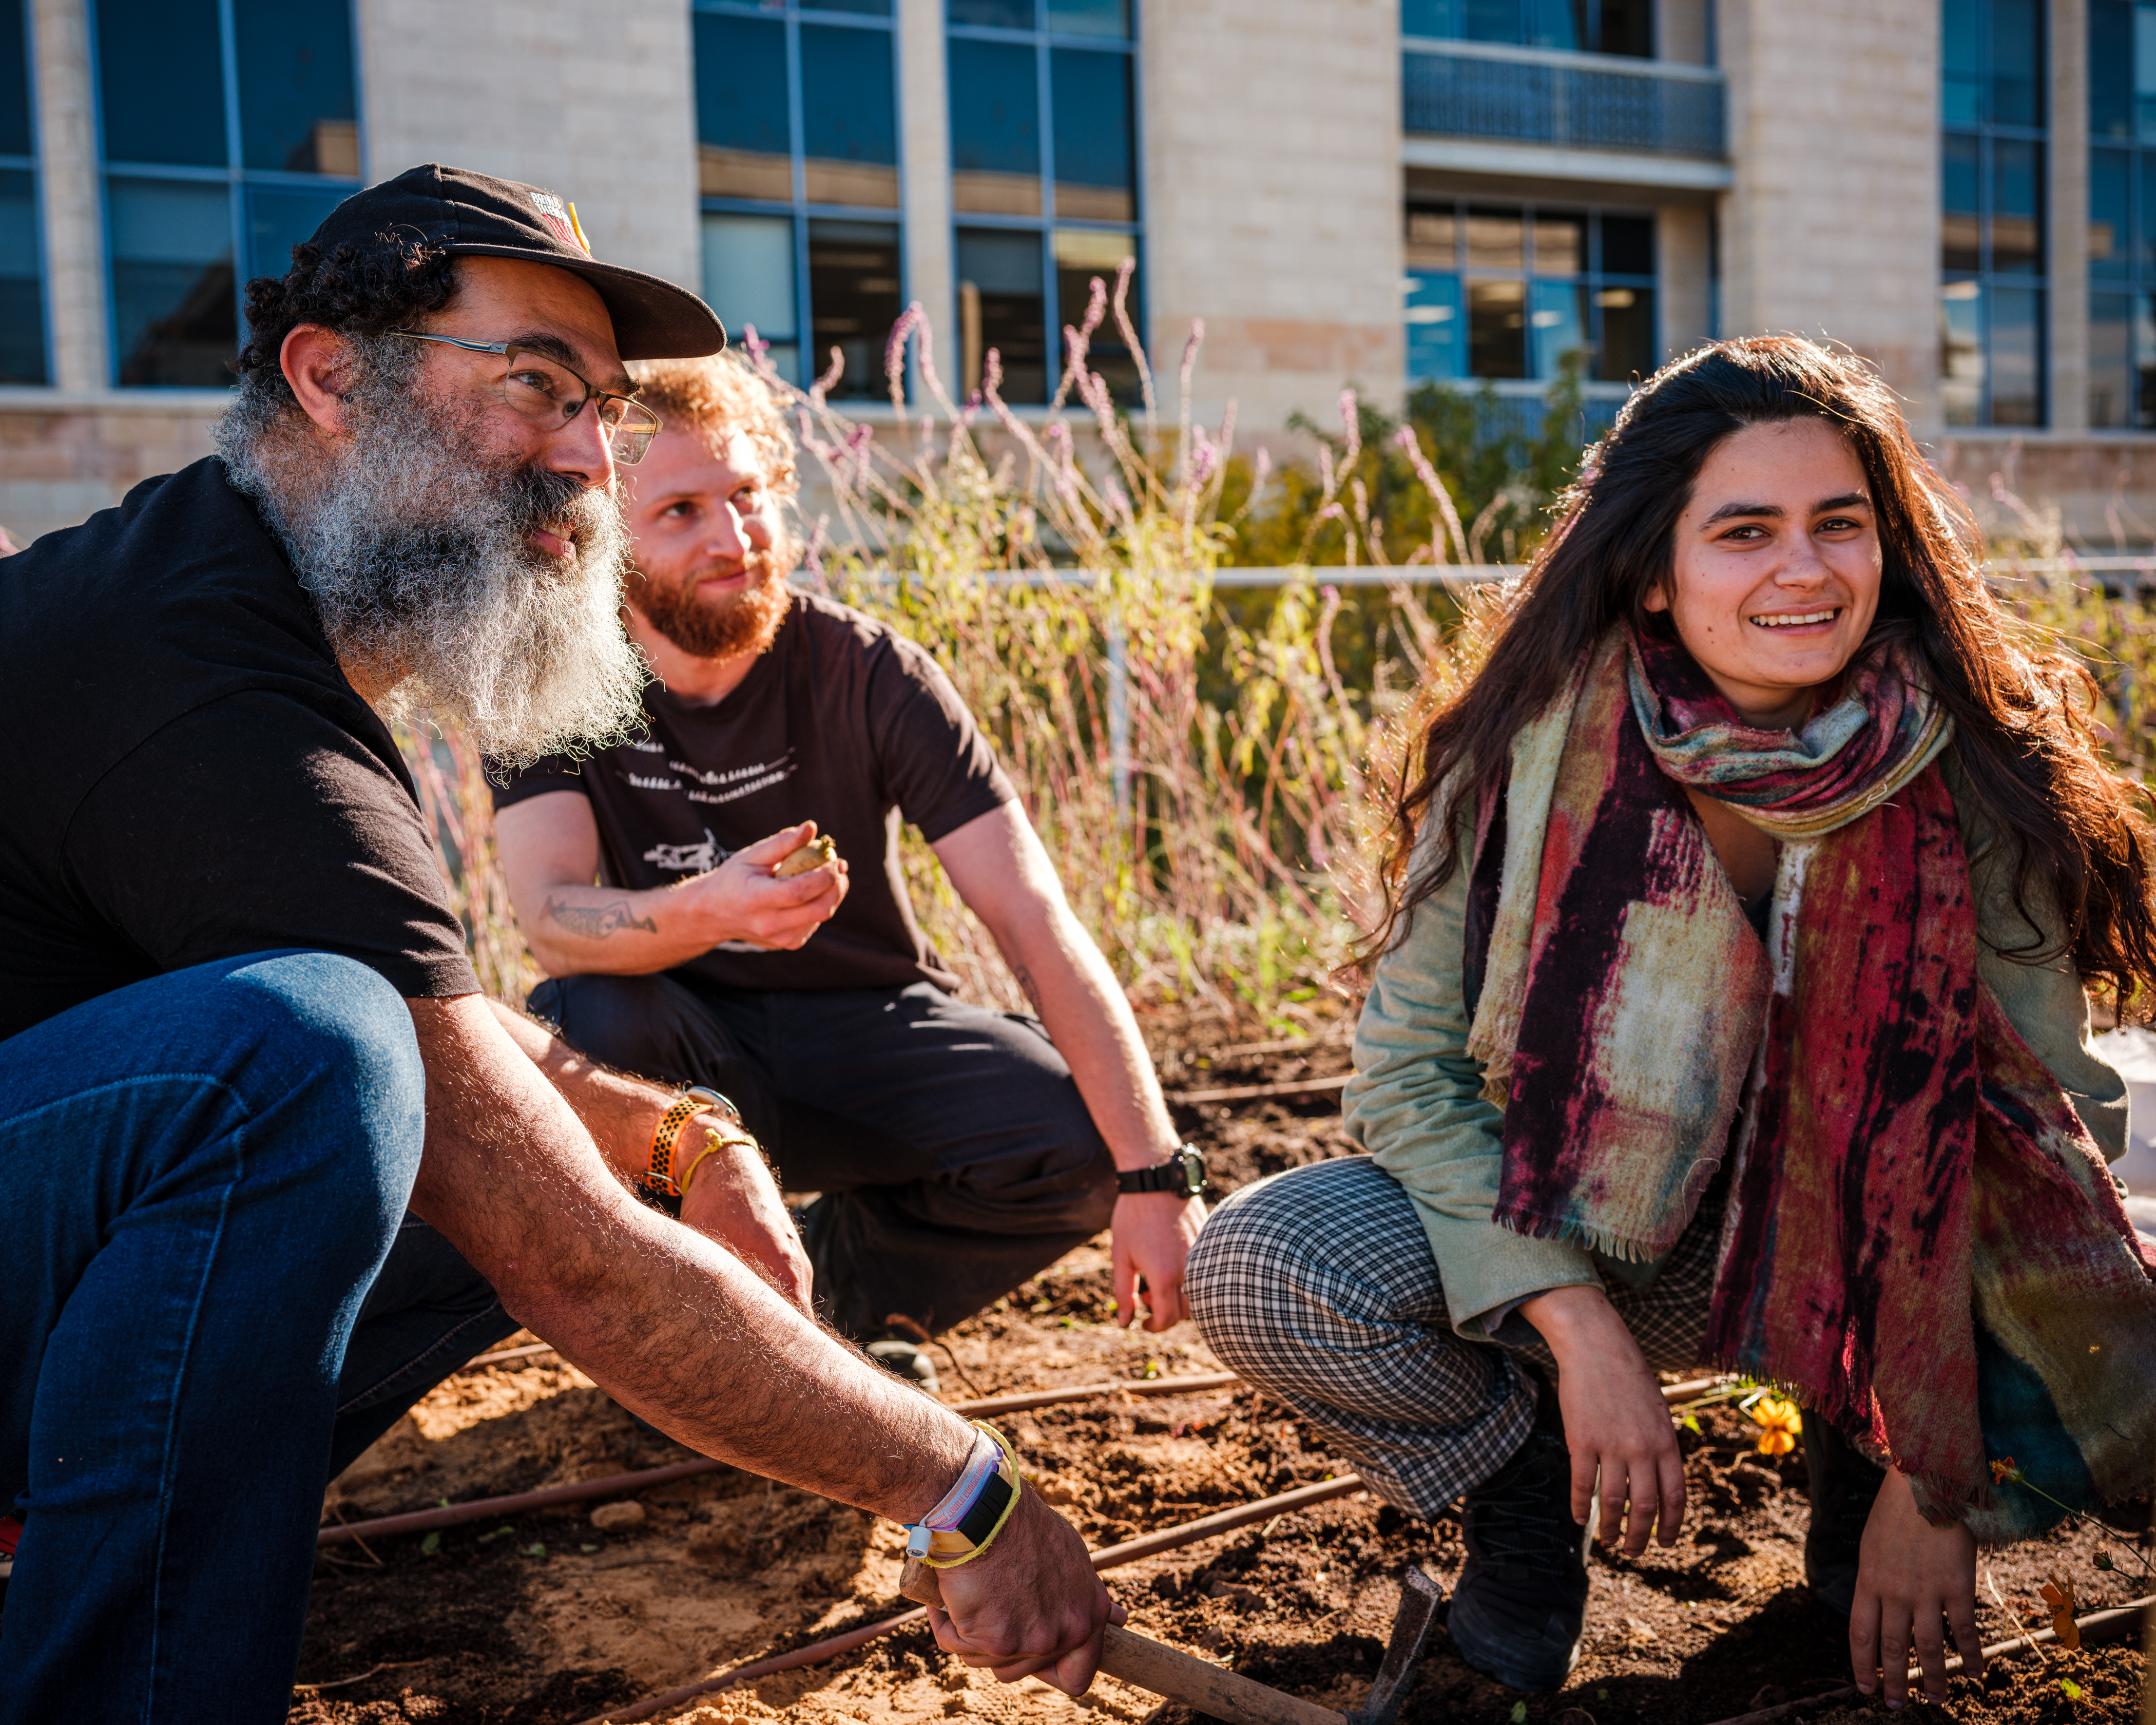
[1,0,51,385]
[87,0,365,389]
[2085,0,2156,432]
[1939,0,2048,429]
[1402,195,1659,389]
[946,0,1143,406]
[693,0,908,395]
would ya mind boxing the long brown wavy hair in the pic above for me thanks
[1372,336,2156,1009]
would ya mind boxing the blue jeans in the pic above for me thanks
[0,951,479,1723]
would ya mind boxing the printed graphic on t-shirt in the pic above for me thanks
[643,829,728,874]
[675,750,796,808]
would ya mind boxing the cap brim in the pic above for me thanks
[448,243,726,361]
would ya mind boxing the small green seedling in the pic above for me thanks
[2059,1677,2084,1700]
[580,1543,599,1553]
[419,1532,440,1555]
[523,1542,547,1559]
[476,1524,515,1545]
[1510,1704,1528,1723]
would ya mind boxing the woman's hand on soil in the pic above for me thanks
[1519,1284,1686,1554]
[927,1486,1125,1694]
[1848,1467,1980,1708]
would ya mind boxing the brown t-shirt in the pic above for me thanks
[491,592,1016,993]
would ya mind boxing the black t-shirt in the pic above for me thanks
[491,591,1016,993]
[0,457,479,1042]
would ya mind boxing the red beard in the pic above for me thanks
[631,551,792,660]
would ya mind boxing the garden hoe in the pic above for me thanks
[899,1556,1444,1725]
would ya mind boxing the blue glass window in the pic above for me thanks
[0,0,44,384]
[1407,199,1653,385]
[949,38,1041,215]
[1048,0,1129,38]
[1,0,31,159]
[1402,0,1650,57]
[1404,272,1462,382]
[93,0,360,387]
[693,1,904,400]
[0,166,45,384]
[108,177,233,387]
[950,0,1033,25]
[957,225,1046,401]
[233,0,358,172]
[1942,0,2046,426]
[96,0,226,168]
[1050,48,1132,222]
[947,1,1141,403]
[800,25,898,208]
[2089,3,2156,424]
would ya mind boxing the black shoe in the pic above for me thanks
[1802,1409,1884,1617]
[1447,1369,1592,1691]
[865,1337,941,1396]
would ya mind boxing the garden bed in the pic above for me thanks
[290,1030,2151,1725]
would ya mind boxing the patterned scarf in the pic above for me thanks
[1464,627,2156,1531]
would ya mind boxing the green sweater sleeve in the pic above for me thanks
[1950,758,2129,1172]
[1342,820,1601,1339]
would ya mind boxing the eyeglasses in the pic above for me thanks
[390,329,664,464]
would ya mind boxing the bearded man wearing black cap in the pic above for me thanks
[0,165,1113,1722]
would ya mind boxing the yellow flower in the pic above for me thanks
[1749,1394,1803,1456]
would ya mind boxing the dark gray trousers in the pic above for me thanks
[527,972,1118,1337]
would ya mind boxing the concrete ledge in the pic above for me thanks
[1401,135,1734,190]
[0,388,231,414]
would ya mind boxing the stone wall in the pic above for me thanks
[357,0,701,290]
[1141,0,1403,440]
[1717,0,1941,419]
[0,397,224,547]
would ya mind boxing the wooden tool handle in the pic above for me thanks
[900,1558,1343,1725]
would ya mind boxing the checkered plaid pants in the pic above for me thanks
[1186,1155,1721,1519]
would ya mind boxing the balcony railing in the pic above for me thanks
[1402,39,1727,159]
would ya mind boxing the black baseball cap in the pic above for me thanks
[302,163,726,361]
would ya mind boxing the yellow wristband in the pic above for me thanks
[677,1127,756,1202]
[917,1421,1024,1570]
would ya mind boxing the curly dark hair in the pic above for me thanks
[234,227,460,397]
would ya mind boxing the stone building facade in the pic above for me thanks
[0,0,2147,545]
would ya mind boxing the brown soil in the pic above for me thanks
[289,1022,2154,1725]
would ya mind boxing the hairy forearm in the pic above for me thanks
[486,997,668,1185]
[525,880,724,977]
[409,997,969,1517]
[996,907,1178,1169]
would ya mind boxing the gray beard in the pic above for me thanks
[217,368,648,765]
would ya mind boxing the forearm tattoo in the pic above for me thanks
[545,895,659,939]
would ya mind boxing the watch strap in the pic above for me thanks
[1116,1145,1205,1197]
[642,1085,742,1216]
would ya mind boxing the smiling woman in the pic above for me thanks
[1186,336,2156,1709]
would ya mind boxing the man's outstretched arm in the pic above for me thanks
[932,802,1205,1331]
[402,992,1115,1690]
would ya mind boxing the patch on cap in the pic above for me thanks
[530,189,592,257]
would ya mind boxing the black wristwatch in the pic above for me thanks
[1117,1144,1206,1197]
